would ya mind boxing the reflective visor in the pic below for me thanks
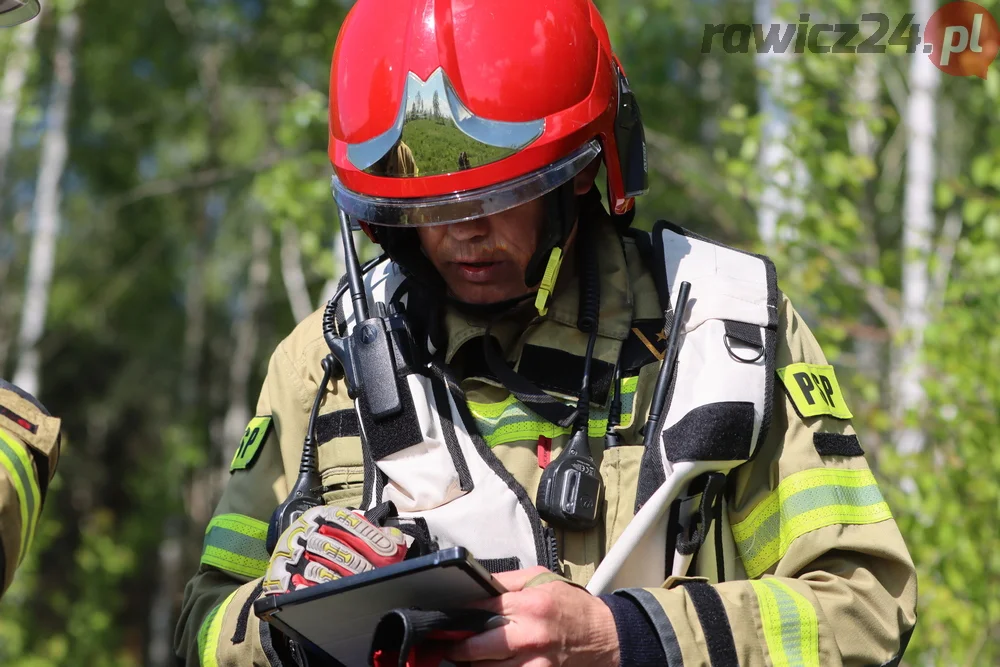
[332,139,602,227]
[347,68,544,178]
[0,0,40,27]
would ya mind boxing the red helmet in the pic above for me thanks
[327,0,647,293]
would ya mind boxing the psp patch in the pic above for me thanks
[776,363,853,420]
[230,416,272,472]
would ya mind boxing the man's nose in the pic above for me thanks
[446,217,491,242]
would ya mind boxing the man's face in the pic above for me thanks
[417,196,547,304]
[416,159,601,304]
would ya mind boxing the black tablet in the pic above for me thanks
[253,547,505,665]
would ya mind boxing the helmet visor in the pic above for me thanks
[332,138,601,227]
[0,0,40,27]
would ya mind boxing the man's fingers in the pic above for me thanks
[490,566,550,593]
[296,561,342,588]
[442,625,517,663]
[303,531,374,577]
[314,508,408,567]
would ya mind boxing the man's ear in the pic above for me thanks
[572,156,602,195]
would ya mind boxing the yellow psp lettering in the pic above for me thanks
[230,416,273,472]
[776,363,853,420]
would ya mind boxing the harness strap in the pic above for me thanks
[481,328,577,428]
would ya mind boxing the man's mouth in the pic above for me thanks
[452,259,503,282]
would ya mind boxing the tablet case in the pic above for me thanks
[253,547,504,665]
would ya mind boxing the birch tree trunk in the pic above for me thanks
[0,15,39,202]
[221,222,273,469]
[281,223,314,322]
[847,45,889,423]
[12,10,80,396]
[893,0,940,456]
[754,0,805,249]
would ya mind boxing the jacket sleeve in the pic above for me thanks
[0,380,61,597]
[609,296,918,667]
[174,322,353,667]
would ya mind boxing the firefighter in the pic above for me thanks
[176,1,917,665]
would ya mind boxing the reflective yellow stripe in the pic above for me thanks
[468,376,639,447]
[750,579,820,667]
[0,429,41,563]
[732,468,892,578]
[198,589,239,667]
[200,514,270,579]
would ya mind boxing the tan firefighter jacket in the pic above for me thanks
[175,217,917,667]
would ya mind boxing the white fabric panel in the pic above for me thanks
[337,259,406,334]
[399,387,540,568]
[660,231,770,330]
[340,228,777,584]
[377,375,466,512]
[590,229,771,592]
[659,320,764,442]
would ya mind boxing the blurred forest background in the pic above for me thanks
[0,0,996,664]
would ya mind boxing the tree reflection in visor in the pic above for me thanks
[346,67,545,179]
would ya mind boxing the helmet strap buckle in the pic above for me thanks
[533,247,564,317]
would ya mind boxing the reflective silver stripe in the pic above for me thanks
[200,514,270,578]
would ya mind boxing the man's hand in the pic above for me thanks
[262,505,409,595]
[443,566,620,667]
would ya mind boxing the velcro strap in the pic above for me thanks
[813,432,864,457]
[679,580,738,666]
[314,409,360,443]
[478,557,521,574]
[370,608,499,667]
[358,374,423,461]
[723,320,763,348]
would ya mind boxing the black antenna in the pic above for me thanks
[604,364,622,449]
[643,281,691,448]
[339,209,369,322]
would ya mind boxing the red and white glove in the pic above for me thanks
[263,505,410,595]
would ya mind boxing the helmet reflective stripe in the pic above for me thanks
[347,68,545,177]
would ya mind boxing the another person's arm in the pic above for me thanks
[0,379,61,597]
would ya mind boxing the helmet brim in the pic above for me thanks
[332,139,601,227]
